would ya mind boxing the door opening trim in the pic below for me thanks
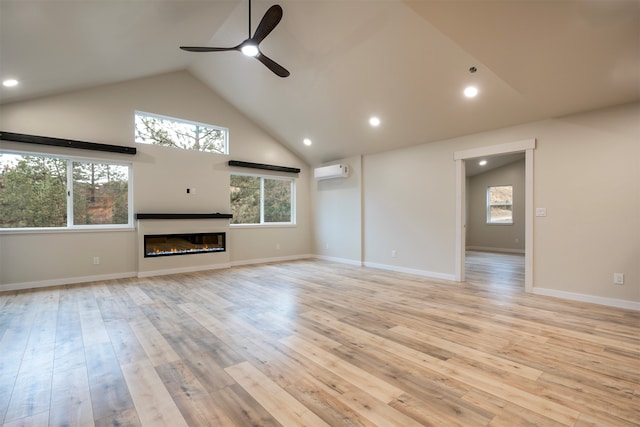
[454,138,535,292]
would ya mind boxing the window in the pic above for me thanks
[0,152,132,229]
[134,111,228,154]
[487,185,513,224]
[230,174,295,225]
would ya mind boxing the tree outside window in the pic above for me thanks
[230,174,294,225]
[487,185,513,224]
[0,154,67,228]
[135,111,228,154]
[73,161,129,225]
[230,175,260,224]
[0,152,131,229]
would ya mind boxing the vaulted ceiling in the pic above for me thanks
[1,0,638,165]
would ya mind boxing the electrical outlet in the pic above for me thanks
[325,243,329,249]
[276,243,281,250]
[613,273,624,285]
[391,250,397,258]
[93,256,100,265]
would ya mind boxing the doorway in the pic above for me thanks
[465,250,525,289]
[454,139,535,292]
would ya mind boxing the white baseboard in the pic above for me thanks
[230,254,313,267]
[532,287,640,311]
[0,255,312,291]
[6,260,635,312]
[363,261,456,281]
[466,246,525,254]
[137,263,231,278]
[0,271,138,292]
[313,255,363,266]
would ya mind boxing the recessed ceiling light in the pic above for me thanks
[303,138,312,146]
[479,160,487,166]
[369,116,380,127]
[464,86,478,98]
[2,79,19,88]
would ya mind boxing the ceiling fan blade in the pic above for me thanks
[180,46,239,53]
[252,5,283,44]
[256,52,290,78]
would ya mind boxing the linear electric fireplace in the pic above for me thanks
[144,232,225,258]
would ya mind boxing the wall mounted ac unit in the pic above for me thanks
[314,163,350,180]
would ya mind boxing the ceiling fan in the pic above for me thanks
[180,0,290,78]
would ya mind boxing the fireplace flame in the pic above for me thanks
[143,232,225,258]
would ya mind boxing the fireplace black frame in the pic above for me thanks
[143,232,226,258]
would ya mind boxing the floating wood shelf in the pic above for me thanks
[1,131,137,155]
[228,160,300,174]
[136,213,232,220]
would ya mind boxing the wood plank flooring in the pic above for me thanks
[1,259,638,426]
[465,250,525,289]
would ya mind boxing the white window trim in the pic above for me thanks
[230,172,296,227]
[0,149,134,231]
[134,110,229,155]
[486,185,513,225]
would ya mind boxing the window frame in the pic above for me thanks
[230,172,296,227]
[0,149,134,232]
[486,185,513,225]
[134,110,229,155]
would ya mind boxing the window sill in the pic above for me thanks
[0,226,135,236]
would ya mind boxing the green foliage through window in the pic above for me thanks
[0,154,67,228]
[73,161,129,225]
[135,111,228,154]
[230,174,294,225]
[0,152,131,228]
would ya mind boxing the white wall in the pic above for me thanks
[0,70,311,290]
[311,156,362,264]
[363,142,457,279]
[357,102,639,305]
[467,159,526,252]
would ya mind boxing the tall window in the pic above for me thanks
[0,152,132,229]
[134,111,228,154]
[487,185,513,224]
[230,174,295,225]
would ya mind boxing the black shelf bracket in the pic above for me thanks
[229,160,300,174]
[1,131,137,155]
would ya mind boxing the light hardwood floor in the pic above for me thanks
[1,259,638,426]
[465,250,525,289]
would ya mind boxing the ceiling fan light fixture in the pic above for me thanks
[241,43,259,57]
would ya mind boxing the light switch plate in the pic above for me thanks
[536,208,547,217]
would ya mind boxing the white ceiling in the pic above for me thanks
[1,0,638,166]
[465,152,524,177]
